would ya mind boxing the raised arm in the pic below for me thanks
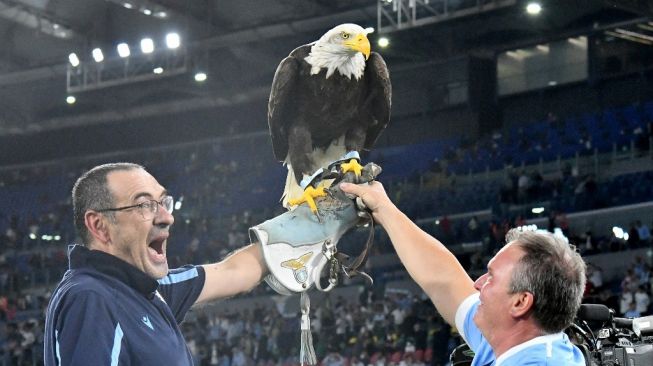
[339,181,476,325]
[195,243,267,304]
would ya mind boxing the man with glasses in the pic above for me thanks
[44,163,267,365]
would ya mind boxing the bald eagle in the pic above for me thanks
[268,23,391,211]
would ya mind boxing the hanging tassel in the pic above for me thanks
[300,292,317,366]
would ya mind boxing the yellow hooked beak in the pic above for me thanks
[344,33,371,60]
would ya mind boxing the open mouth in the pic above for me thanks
[147,235,167,264]
[149,238,164,255]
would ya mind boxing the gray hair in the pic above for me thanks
[506,228,586,334]
[72,162,144,245]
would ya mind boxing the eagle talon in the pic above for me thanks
[288,185,327,216]
[340,159,363,177]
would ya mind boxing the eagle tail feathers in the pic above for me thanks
[282,164,304,209]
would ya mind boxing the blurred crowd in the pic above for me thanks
[0,107,652,365]
[182,290,453,366]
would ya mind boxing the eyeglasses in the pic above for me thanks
[96,196,174,220]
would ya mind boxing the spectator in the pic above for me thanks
[635,286,650,315]
[620,290,635,316]
[637,220,651,244]
[587,263,603,291]
[517,170,530,203]
[624,301,641,318]
[628,222,641,247]
[621,269,638,293]
[322,351,346,366]
[3,323,23,365]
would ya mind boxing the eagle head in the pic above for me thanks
[305,23,372,80]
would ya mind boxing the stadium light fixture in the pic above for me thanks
[506,50,520,58]
[378,37,389,48]
[68,52,80,67]
[364,27,375,34]
[66,95,76,105]
[531,207,545,214]
[140,38,154,54]
[166,32,181,49]
[526,2,541,15]
[123,2,133,9]
[92,48,104,63]
[568,36,587,48]
[117,43,130,58]
[194,72,207,82]
[142,8,152,15]
[153,67,163,74]
[612,226,624,239]
[154,11,167,18]
[517,224,539,232]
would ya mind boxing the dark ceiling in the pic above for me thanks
[0,0,647,164]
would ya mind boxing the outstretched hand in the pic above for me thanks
[339,181,396,224]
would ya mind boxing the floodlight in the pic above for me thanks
[194,72,207,82]
[613,226,624,239]
[117,43,130,58]
[378,37,389,48]
[531,207,545,214]
[68,52,80,67]
[92,48,104,63]
[141,38,154,54]
[166,33,181,49]
[526,2,541,15]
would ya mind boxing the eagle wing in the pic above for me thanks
[268,53,301,162]
[280,252,313,270]
[363,52,392,149]
[299,252,313,265]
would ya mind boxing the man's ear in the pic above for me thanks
[510,291,534,318]
[84,211,111,246]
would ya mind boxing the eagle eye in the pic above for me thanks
[341,32,349,39]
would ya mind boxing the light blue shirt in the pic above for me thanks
[455,293,586,365]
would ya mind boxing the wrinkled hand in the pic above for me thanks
[339,181,395,223]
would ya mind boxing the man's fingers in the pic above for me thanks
[339,182,360,195]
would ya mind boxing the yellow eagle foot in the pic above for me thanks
[340,159,363,177]
[288,185,327,214]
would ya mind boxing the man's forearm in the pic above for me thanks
[196,243,267,304]
[375,205,476,325]
[224,243,267,291]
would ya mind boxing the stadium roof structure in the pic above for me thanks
[0,0,648,161]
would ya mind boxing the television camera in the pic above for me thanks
[571,303,653,366]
